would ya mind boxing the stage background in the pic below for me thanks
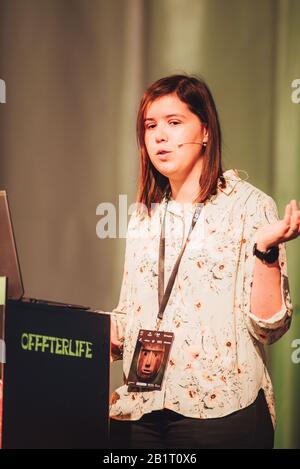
[0,0,299,449]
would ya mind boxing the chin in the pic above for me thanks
[154,163,179,178]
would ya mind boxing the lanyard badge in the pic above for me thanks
[127,329,174,391]
[127,199,203,392]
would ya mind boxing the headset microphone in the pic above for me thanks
[157,142,206,153]
[177,142,203,148]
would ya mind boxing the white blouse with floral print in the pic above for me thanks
[109,169,293,427]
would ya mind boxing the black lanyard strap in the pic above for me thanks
[157,200,203,321]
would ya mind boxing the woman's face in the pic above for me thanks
[144,93,208,181]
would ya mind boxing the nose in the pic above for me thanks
[155,124,168,143]
[144,351,153,368]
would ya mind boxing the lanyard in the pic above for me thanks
[157,199,203,322]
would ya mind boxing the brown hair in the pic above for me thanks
[136,74,225,214]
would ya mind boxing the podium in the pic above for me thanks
[1,299,110,449]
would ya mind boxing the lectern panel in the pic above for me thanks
[2,300,110,449]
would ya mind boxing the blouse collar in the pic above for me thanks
[162,169,242,217]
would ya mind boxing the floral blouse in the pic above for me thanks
[109,169,293,427]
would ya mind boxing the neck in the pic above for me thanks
[169,158,203,203]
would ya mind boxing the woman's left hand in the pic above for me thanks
[255,199,300,250]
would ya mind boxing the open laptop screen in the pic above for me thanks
[0,191,24,300]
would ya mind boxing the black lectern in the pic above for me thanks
[1,300,110,449]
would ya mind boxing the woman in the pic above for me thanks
[108,74,299,449]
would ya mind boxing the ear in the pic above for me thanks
[202,125,209,143]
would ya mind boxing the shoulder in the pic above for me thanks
[220,169,277,210]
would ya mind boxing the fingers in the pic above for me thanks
[288,199,300,237]
[284,202,292,224]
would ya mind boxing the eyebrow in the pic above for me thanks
[144,113,186,122]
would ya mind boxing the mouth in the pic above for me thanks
[156,150,170,155]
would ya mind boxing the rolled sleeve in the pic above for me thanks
[242,193,293,345]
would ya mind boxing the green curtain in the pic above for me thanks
[0,0,299,448]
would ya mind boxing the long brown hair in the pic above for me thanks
[136,74,225,214]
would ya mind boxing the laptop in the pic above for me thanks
[0,190,24,300]
[0,190,110,448]
[0,190,89,308]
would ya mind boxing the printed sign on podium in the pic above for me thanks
[1,300,110,449]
